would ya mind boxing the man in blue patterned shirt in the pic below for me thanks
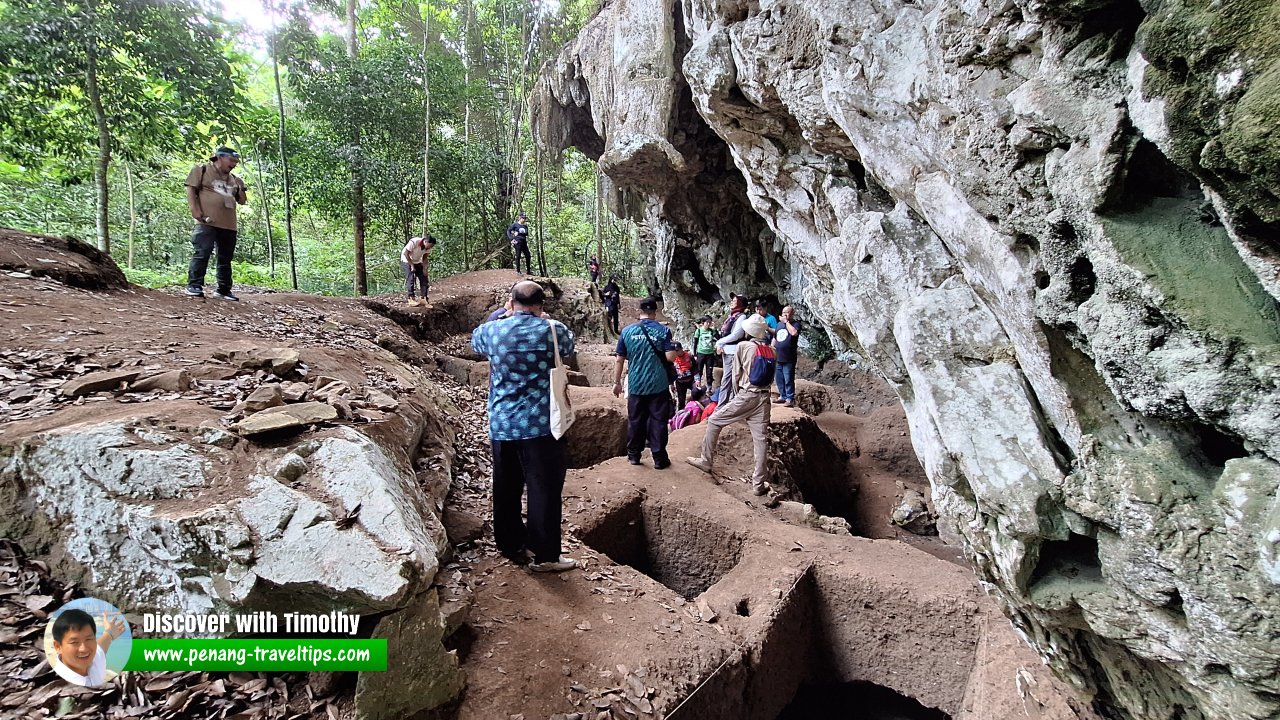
[472,281,578,572]
[612,297,677,469]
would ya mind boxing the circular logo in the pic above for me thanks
[776,328,790,343]
[44,598,132,688]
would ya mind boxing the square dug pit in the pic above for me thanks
[580,496,744,600]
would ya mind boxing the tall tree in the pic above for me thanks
[268,0,299,289]
[347,0,368,295]
[420,0,432,237]
[0,0,244,253]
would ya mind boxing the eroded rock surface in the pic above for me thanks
[534,1,1280,717]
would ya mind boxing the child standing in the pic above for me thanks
[671,342,696,408]
[692,315,717,387]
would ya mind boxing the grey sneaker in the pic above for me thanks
[529,557,577,573]
[685,456,712,473]
[752,481,771,496]
[213,291,240,301]
[184,287,204,297]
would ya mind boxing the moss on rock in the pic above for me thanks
[1138,0,1280,225]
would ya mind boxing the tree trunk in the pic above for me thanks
[535,146,546,276]
[595,165,603,265]
[461,0,471,268]
[421,1,431,237]
[348,0,368,296]
[85,0,112,254]
[253,149,275,277]
[268,2,298,290]
[124,160,136,268]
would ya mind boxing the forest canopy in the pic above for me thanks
[0,0,647,295]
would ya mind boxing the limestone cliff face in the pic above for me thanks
[532,1,1280,718]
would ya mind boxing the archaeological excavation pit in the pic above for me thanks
[760,417,865,535]
[578,495,745,600]
[777,681,952,720]
[657,563,970,720]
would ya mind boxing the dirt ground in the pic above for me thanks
[0,229,1093,720]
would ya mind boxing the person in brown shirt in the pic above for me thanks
[185,147,247,300]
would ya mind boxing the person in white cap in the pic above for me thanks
[686,314,775,495]
[400,235,437,307]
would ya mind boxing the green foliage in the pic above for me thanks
[0,0,644,297]
[0,0,248,170]
[802,323,836,365]
[122,265,187,289]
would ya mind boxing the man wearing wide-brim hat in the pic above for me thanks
[184,146,247,300]
[686,314,774,495]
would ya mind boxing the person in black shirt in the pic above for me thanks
[773,305,803,407]
[601,277,621,334]
[507,212,532,274]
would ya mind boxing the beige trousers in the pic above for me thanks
[700,388,771,487]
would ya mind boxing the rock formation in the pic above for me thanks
[532,1,1280,718]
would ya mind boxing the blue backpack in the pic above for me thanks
[747,342,776,387]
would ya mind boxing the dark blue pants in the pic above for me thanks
[491,435,567,563]
[627,391,673,464]
[776,361,796,402]
[187,224,236,294]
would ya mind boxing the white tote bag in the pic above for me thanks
[548,319,575,439]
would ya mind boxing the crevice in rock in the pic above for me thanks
[1029,532,1102,592]
[578,496,746,600]
[1104,137,1201,213]
[1180,419,1248,469]
[1067,254,1098,304]
[670,243,721,303]
[1077,0,1146,58]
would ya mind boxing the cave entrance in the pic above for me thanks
[578,496,745,600]
[777,681,952,720]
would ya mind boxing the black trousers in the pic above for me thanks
[695,353,716,386]
[627,391,673,464]
[491,435,567,563]
[675,378,695,408]
[188,224,236,294]
[513,241,532,274]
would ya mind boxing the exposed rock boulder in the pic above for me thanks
[131,369,192,393]
[355,591,464,720]
[213,343,302,377]
[59,369,141,397]
[533,1,1280,717]
[234,401,337,436]
[1,419,444,610]
[891,484,938,537]
[1,411,461,717]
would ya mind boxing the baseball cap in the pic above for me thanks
[211,146,239,160]
[639,297,659,312]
